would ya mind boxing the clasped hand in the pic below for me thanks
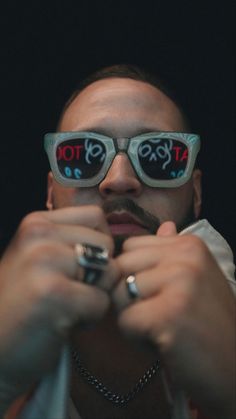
[0,205,235,417]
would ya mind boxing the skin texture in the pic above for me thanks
[47,78,202,224]
[0,78,235,419]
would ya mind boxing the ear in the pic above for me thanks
[46,172,54,210]
[192,169,202,218]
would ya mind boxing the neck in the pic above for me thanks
[71,308,158,386]
[70,308,172,419]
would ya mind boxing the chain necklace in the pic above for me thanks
[71,348,160,407]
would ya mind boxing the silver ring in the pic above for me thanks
[75,243,109,285]
[125,274,140,300]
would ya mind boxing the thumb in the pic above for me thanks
[156,221,177,237]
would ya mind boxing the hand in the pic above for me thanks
[112,221,236,418]
[0,206,119,404]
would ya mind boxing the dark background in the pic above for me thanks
[0,1,235,257]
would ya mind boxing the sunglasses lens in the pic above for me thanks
[137,138,189,180]
[56,138,106,180]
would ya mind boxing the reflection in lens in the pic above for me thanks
[138,138,188,180]
[56,138,106,179]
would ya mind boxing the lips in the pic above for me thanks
[106,212,149,236]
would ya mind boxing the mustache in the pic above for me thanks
[102,198,161,234]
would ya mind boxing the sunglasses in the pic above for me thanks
[44,131,200,188]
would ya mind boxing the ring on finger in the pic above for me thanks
[75,243,109,285]
[125,274,140,300]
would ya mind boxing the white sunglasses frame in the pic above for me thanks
[44,131,200,188]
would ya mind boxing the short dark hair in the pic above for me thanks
[57,64,190,129]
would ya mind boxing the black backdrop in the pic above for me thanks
[0,1,235,257]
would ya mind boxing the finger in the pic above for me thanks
[7,241,111,322]
[77,257,121,293]
[122,234,178,252]
[20,239,79,280]
[116,240,185,276]
[17,214,115,257]
[50,276,111,328]
[115,273,192,343]
[24,206,110,234]
[116,247,160,276]
[112,263,174,311]
[116,268,203,346]
[31,239,119,293]
[19,238,109,286]
[156,221,177,237]
[43,224,114,256]
[22,271,111,332]
[116,292,170,341]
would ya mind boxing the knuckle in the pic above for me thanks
[19,211,45,227]
[16,213,54,244]
[118,307,150,338]
[154,328,177,354]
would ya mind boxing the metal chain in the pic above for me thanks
[71,348,160,407]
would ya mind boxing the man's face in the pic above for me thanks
[47,78,201,245]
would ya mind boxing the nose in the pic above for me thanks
[98,153,143,197]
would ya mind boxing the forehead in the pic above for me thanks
[59,78,186,136]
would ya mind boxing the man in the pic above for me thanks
[0,65,235,419]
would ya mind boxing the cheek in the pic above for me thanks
[51,186,77,208]
[142,184,194,223]
[50,183,100,209]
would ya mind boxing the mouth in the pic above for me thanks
[106,211,150,236]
